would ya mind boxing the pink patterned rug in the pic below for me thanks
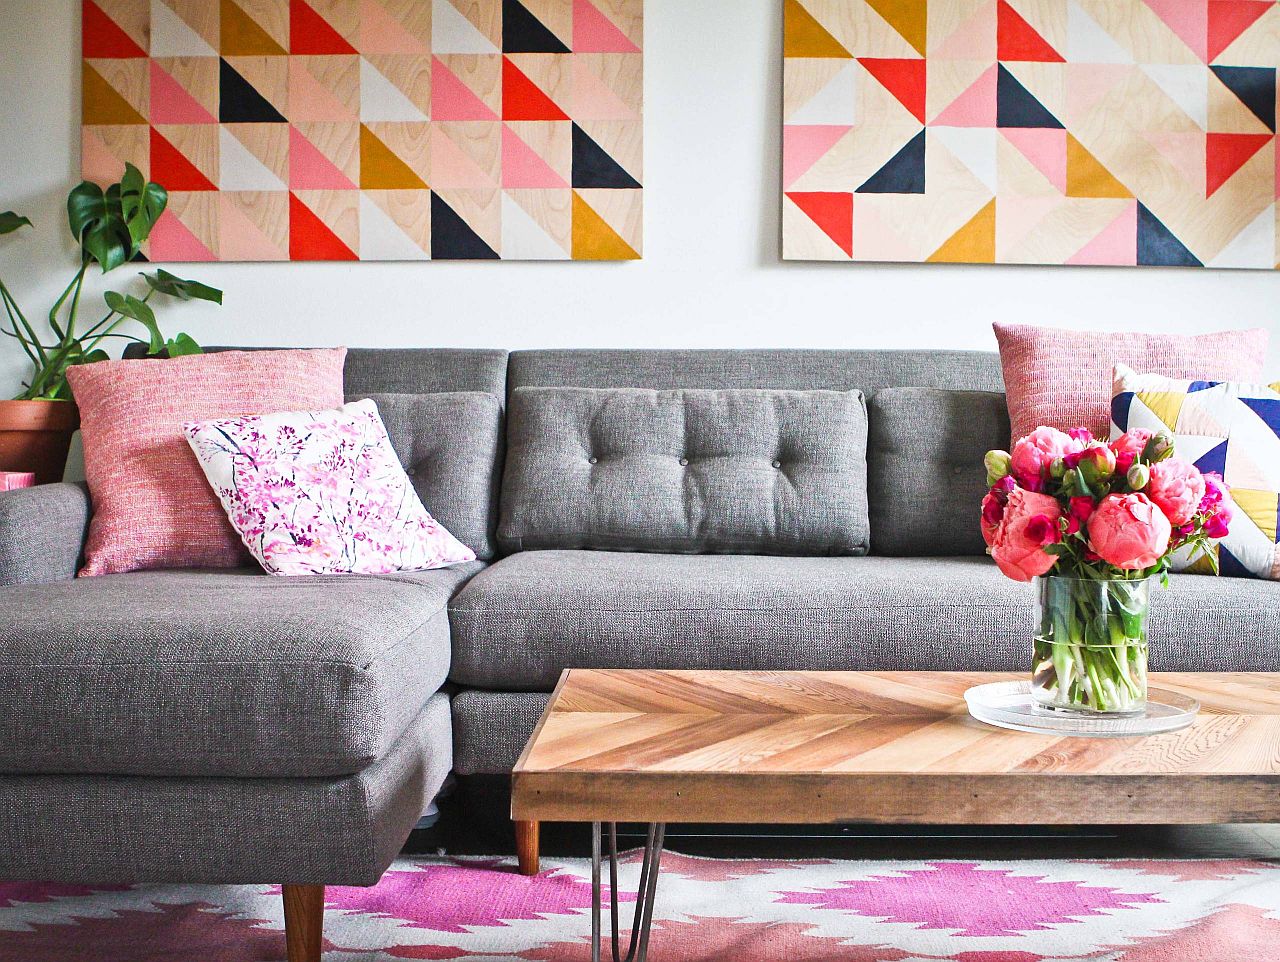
[1,853,1277,960]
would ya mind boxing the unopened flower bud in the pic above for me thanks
[1078,444,1116,485]
[1127,462,1150,490]
[1049,457,1067,480]
[1142,433,1175,463]
[984,449,1011,486]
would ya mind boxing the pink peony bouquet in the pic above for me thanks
[981,426,1232,583]
[981,426,1233,715]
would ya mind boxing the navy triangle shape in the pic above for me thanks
[1194,439,1228,477]
[1110,391,1134,432]
[1187,380,1221,392]
[220,59,286,123]
[1219,544,1256,578]
[430,193,499,259]
[856,130,926,194]
[572,123,640,188]
[1241,397,1280,434]
[996,64,1063,128]
[1137,203,1201,266]
[1210,65,1276,133]
[503,0,570,52]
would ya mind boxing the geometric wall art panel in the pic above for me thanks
[782,0,1278,268]
[82,0,642,260]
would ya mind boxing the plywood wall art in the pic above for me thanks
[82,0,643,260]
[782,0,1278,268]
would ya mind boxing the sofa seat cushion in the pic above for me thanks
[0,564,482,777]
[448,551,1279,690]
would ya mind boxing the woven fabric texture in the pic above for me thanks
[451,690,552,776]
[868,389,1010,556]
[67,348,348,577]
[0,564,481,777]
[0,482,90,586]
[994,323,1268,442]
[0,694,451,886]
[448,551,1280,691]
[499,387,869,555]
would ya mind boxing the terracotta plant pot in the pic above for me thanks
[0,399,80,485]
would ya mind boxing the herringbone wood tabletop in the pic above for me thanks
[511,670,1280,825]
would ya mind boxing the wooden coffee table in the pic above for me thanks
[511,669,1280,962]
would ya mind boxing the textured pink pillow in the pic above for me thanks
[67,348,347,576]
[994,323,1268,442]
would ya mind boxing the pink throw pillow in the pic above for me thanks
[67,348,347,576]
[994,323,1268,442]
[184,399,475,576]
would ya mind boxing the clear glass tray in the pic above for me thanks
[965,681,1199,737]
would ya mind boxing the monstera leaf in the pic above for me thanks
[67,164,166,272]
[143,269,222,304]
[0,211,32,236]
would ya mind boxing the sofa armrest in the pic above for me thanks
[0,482,91,586]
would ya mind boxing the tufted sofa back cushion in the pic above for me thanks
[499,387,869,555]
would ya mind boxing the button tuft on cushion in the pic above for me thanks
[772,460,782,469]
[588,457,598,464]
[678,457,689,466]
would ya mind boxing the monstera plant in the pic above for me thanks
[0,164,221,481]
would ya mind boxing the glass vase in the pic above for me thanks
[1031,576,1150,715]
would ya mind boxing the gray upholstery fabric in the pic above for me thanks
[359,393,503,560]
[0,693,451,885]
[500,387,869,555]
[0,482,90,586]
[449,551,1280,690]
[868,389,1010,557]
[509,349,1003,396]
[451,690,551,776]
[0,564,482,777]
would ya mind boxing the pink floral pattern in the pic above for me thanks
[184,399,474,576]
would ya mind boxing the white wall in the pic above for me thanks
[1,0,1276,397]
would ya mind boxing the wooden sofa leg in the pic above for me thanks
[515,820,540,875]
[282,884,325,962]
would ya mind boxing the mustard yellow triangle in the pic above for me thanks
[359,125,428,190]
[865,0,928,57]
[1183,548,1218,575]
[1135,391,1184,432]
[1231,489,1279,541]
[928,200,996,264]
[572,191,638,260]
[1067,135,1131,198]
[220,0,288,55]
[784,0,853,58]
[82,64,147,125]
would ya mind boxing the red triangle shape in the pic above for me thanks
[858,58,926,123]
[502,57,569,121]
[149,128,217,191]
[288,193,357,260]
[786,192,853,256]
[997,1,1065,62]
[1208,1,1272,62]
[1206,132,1272,196]
[290,0,357,54]
[83,0,147,58]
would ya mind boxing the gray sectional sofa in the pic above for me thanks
[2,348,1276,959]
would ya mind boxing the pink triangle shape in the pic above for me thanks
[432,126,495,187]
[571,57,637,119]
[81,127,124,184]
[219,195,286,260]
[149,209,215,261]
[1067,200,1138,265]
[783,124,852,189]
[1064,63,1131,122]
[1142,130,1206,188]
[431,57,499,120]
[931,65,997,127]
[1144,0,1208,62]
[359,0,430,53]
[573,0,639,52]
[289,59,358,120]
[289,126,357,189]
[150,61,216,124]
[1003,127,1067,192]
[932,0,997,60]
[502,124,567,188]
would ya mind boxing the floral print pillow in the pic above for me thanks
[183,399,475,576]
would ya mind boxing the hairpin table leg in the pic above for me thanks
[590,821,666,962]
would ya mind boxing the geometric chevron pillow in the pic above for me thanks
[1111,363,1280,580]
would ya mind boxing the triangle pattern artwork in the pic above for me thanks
[81,0,643,260]
[783,0,1276,267]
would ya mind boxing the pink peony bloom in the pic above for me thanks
[1066,495,1094,535]
[1088,493,1172,570]
[1205,513,1231,539]
[1010,427,1083,492]
[989,488,1063,582]
[1067,427,1094,445]
[980,492,1002,546]
[1146,458,1206,526]
[1109,429,1153,474]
